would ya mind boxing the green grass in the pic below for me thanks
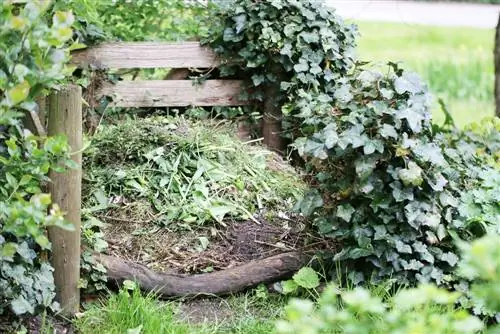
[75,286,283,334]
[354,21,495,127]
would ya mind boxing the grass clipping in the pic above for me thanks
[83,116,304,229]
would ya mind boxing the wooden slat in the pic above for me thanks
[98,80,248,107]
[71,42,219,69]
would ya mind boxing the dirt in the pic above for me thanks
[0,314,74,334]
[100,210,330,275]
[177,298,237,324]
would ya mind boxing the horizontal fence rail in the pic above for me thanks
[98,80,247,107]
[71,42,219,69]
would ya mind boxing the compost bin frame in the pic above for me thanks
[32,41,284,315]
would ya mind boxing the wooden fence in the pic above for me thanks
[42,41,264,315]
[71,41,247,108]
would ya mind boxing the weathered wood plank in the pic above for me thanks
[98,80,248,107]
[71,42,219,69]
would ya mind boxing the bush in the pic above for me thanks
[276,234,500,334]
[98,0,207,42]
[204,0,357,104]
[294,65,499,289]
[205,0,500,308]
[0,1,75,315]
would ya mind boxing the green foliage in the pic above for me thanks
[0,1,75,316]
[356,21,494,127]
[98,0,208,42]
[203,0,357,104]
[206,0,499,312]
[276,235,500,334]
[75,283,282,334]
[79,217,108,293]
[75,284,191,334]
[294,63,499,291]
[83,116,304,227]
[279,267,321,297]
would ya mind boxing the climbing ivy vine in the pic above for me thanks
[204,0,500,307]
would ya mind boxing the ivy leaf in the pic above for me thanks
[398,161,423,187]
[233,14,247,34]
[283,23,297,37]
[11,296,34,315]
[336,204,355,222]
[323,124,338,149]
[293,60,309,73]
[280,43,293,57]
[35,235,51,249]
[401,259,424,271]
[394,72,423,95]
[223,27,236,42]
[413,142,447,166]
[439,192,459,208]
[355,156,377,180]
[395,240,413,254]
[440,252,459,267]
[391,182,415,202]
[380,88,394,99]
[294,191,323,216]
[398,108,424,133]
[293,267,320,289]
[251,74,265,86]
[304,139,327,159]
[334,84,353,103]
[299,31,319,43]
[380,124,398,139]
[1,242,18,260]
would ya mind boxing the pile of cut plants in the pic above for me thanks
[81,116,327,281]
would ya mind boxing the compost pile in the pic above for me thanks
[82,116,326,274]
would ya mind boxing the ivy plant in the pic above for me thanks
[0,1,75,316]
[203,0,357,106]
[204,0,500,307]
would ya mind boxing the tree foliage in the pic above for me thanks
[0,1,75,315]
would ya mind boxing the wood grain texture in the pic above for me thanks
[71,42,219,69]
[98,80,248,107]
[97,252,309,297]
[47,85,82,316]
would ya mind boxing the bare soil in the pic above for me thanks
[101,212,333,275]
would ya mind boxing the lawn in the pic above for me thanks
[354,21,495,127]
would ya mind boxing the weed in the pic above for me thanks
[75,288,190,334]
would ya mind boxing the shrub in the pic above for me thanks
[276,234,500,334]
[204,0,357,104]
[0,1,75,315]
[98,0,207,42]
[294,65,499,288]
[204,0,500,306]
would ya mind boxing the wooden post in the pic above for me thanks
[47,85,82,316]
[262,80,285,153]
[495,13,500,118]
